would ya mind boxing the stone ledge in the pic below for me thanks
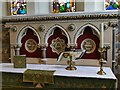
[1,11,119,23]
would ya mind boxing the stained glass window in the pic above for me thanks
[11,0,27,15]
[52,0,75,13]
[105,0,120,10]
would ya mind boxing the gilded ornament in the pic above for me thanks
[81,39,96,54]
[25,39,37,53]
[50,37,66,54]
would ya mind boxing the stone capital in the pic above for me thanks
[11,43,21,49]
[104,22,118,30]
[4,25,10,29]
[38,43,48,49]
[67,43,77,49]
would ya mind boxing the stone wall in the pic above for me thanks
[115,49,120,88]
[0,24,2,63]
[2,25,10,63]
[116,40,120,89]
[115,21,120,89]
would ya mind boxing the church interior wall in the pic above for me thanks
[2,16,117,69]
[1,1,120,88]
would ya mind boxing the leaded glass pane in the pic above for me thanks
[52,0,75,13]
[105,0,120,10]
[11,0,27,15]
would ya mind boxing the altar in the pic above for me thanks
[1,63,117,89]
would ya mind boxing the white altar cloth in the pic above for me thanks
[0,63,116,80]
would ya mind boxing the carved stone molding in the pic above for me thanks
[111,23,118,29]
[104,22,118,30]
[2,12,119,23]
[4,25,10,29]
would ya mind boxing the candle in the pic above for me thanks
[100,23,104,48]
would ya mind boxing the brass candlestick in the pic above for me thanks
[65,55,77,70]
[97,47,107,75]
[97,45,110,75]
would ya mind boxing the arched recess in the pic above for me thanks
[45,24,70,44]
[74,23,100,59]
[17,25,41,58]
[45,24,70,58]
[17,25,41,45]
[74,23,100,44]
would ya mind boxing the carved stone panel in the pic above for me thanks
[25,39,37,53]
[81,38,96,54]
[50,37,66,54]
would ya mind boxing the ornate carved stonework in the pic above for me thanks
[40,43,48,49]
[67,43,77,49]
[14,44,21,49]
[2,12,119,23]
[39,25,45,32]
[4,25,10,29]
[50,37,66,54]
[104,22,118,30]
[81,39,96,54]
[25,39,37,53]
[11,26,17,32]
[68,24,76,31]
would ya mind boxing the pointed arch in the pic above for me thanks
[45,24,70,45]
[74,23,100,44]
[17,25,41,45]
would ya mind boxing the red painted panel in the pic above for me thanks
[46,27,68,58]
[77,26,100,59]
[20,29,42,58]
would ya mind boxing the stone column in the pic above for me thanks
[105,22,118,72]
[111,23,118,73]
[68,43,77,51]
[14,44,21,56]
[39,44,48,64]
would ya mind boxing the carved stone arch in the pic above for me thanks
[17,25,41,45]
[45,24,70,45]
[74,23,100,59]
[74,23,100,44]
